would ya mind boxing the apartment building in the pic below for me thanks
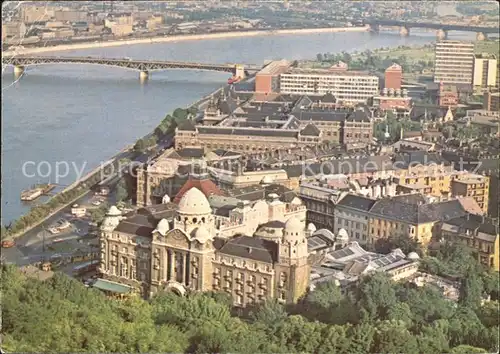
[392,152,456,197]
[483,91,500,112]
[434,40,474,85]
[451,174,490,214]
[279,69,379,104]
[384,63,403,90]
[367,196,468,248]
[473,55,498,91]
[334,194,376,246]
[255,60,291,94]
[440,214,499,271]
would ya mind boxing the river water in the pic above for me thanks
[1,29,475,223]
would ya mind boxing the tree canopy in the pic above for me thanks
[2,262,498,353]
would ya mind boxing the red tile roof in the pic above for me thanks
[173,178,225,204]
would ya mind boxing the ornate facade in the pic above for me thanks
[174,121,322,153]
[99,187,311,306]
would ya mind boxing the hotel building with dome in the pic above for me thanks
[98,186,321,305]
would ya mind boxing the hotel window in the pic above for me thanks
[120,257,128,277]
[236,294,243,305]
[279,272,287,287]
[237,272,244,283]
[280,291,286,301]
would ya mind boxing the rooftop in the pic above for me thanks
[91,278,133,294]
[283,68,377,78]
[337,194,376,211]
[213,235,279,263]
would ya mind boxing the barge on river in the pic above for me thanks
[20,184,56,201]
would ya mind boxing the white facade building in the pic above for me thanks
[434,40,474,85]
[279,69,379,104]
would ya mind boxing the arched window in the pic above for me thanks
[121,257,129,277]
[280,272,287,287]
[193,217,198,224]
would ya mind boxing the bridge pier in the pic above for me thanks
[13,65,25,78]
[476,32,487,41]
[436,29,448,40]
[234,64,246,79]
[368,24,380,33]
[139,70,149,82]
[399,26,410,37]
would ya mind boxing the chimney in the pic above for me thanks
[247,247,253,254]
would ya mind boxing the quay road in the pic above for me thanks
[1,136,172,267]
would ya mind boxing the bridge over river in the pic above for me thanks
[2,55,262,81]
[363,19,499,40]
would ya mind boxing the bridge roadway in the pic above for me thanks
[2,55,262,79]
[364,19,499,33]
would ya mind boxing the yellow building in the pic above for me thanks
[451,174,490,214]
[393,164,454,197]
[440,214,499,271]
[367,195,469,248]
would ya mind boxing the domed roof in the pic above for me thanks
[307,223,317,232]
[107,205,122,217]
[101,215,120,231]
[156,218,170,235]
[284,217,304,234]
[337,228,349,240]
[194,225,212,243]
[407,252,420,260]
[177,187,211,215]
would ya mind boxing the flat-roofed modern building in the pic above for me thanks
[473,55,498,90]
[255,60,292,94]
[279,69,379,104]
[434,40,474,85]
[483,91,500,112]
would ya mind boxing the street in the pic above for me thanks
[2,135,172,269]
[3,190,103,266]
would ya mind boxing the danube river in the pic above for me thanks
[1,30,475,223]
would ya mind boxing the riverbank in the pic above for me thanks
[1,84,220,241]
[3,26,369,56]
